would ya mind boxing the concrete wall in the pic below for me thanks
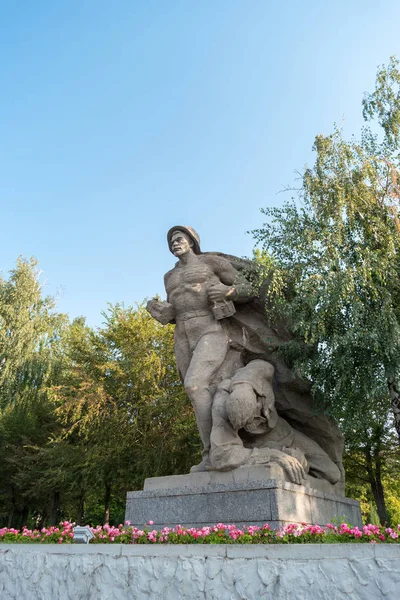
[0,543,399,599]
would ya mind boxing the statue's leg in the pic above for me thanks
[173,327,192,381]
[184,330,229,471]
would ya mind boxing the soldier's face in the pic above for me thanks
[170,231,194,256]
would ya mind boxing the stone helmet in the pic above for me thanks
[167,226,201,254]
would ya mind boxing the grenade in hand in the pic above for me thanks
[211,299,236,320]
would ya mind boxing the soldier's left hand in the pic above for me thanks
[208,283,234,302]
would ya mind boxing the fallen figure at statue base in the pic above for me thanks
[209,359,342,486]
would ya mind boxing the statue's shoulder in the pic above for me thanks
[201,252,253,271]
[164,267,176,285]
[199,252,239,272]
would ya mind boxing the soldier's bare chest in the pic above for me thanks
[166,263,216,293]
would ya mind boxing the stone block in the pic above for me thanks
[272,486,312,523]
[125,466,361,529]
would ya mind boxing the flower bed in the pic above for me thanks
[1,521,399,544]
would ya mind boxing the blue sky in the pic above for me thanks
[1,0,400,327]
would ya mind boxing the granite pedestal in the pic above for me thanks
[125,465,362,529]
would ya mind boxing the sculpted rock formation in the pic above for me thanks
[146,226,344,488]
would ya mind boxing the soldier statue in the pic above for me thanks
[147,226,344,487]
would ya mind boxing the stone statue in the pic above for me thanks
[147,226,344,488]
[210,359,341,485]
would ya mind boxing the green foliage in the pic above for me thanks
[363,56,400,151]
[0,258,68,528]
[0,257,67,408]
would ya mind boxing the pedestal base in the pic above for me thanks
[125,465,362,529]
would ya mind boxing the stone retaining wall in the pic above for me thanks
[0,543,399,599]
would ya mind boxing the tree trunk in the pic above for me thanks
[364,445,389,526]
[7,507,14,529]
[387,378,400,444]
[374,449,390,526]
[103,483,111,525]
[40,508,48,528]
[76,492,85,525]
[50,490,60,526]
[21,505,29,528]
[7,486,16,528]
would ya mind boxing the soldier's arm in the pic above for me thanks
[206,256,253,303]
[145,272,176,325]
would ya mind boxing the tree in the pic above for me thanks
[0,257,67,407]
[252,57,400,524]
[0,258,67,527]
